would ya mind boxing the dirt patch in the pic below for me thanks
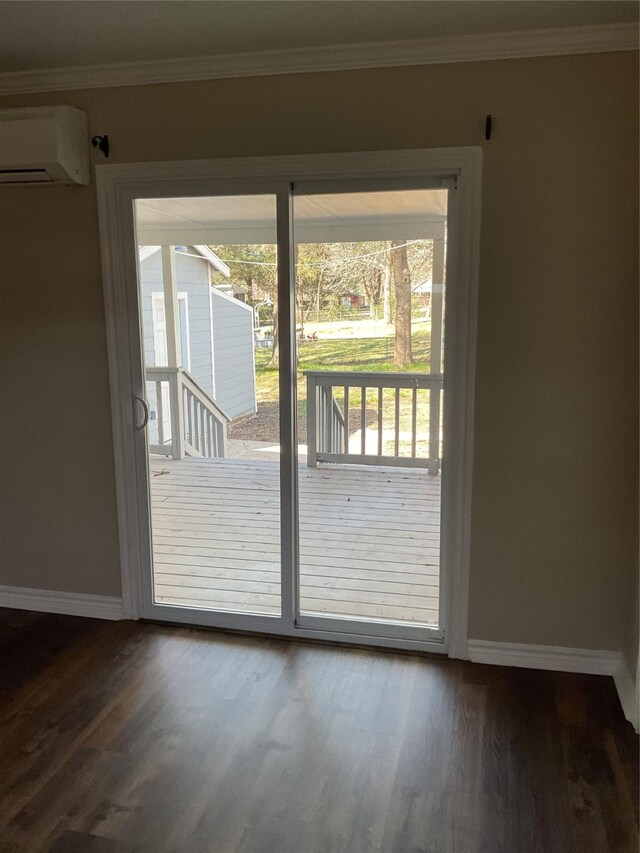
[228,402,308,444]
[229,403,382,445]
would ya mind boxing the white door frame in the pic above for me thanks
[96,147,481,659]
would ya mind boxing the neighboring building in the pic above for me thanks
[214,281,249,303]
[138,245,257,429]
[341,292,368,309]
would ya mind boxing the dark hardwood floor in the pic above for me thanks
[0,609,637,853]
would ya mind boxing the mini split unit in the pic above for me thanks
[0,105,90,185]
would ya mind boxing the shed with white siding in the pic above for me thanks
[139,245,256,422]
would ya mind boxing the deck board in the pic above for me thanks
[149,456,441,626]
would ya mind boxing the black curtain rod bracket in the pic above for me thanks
[91,135,110,158]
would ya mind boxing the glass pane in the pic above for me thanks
[294,188,447,628]
[134,195,281,616]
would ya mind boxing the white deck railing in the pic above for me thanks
[146,366,229,460]
[305,370,443,473]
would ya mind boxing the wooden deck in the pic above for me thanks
[149,456,440,626]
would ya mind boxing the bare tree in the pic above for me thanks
[361,264,383,316]
[382,254,392,324]
[391,241,412,367]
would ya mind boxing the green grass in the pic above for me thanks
[255,329,432,405]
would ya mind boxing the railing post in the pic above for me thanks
[428,383,441,475]
[218,418,227,459]
[156,381,165,448]
[307,373,317,467]
[324,387,329,453]
[169,369,185,460]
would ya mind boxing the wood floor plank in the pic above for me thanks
[154,544,440,569]
[156,564,439,589]
[152,510,440,535]
[153,532,441,555]
[151,519,441,544]
[155,580,438,610]
[0,611,636,853]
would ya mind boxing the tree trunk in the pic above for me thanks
[383,256,392,325]
[391,241,412,367]
[267,295,279,369]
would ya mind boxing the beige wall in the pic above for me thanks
[0,51,637,651]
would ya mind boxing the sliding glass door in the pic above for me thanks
[130,177,451,649]
[134,192,285,622]
[292,183,447,641]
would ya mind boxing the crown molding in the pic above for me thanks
[0,22,636,96]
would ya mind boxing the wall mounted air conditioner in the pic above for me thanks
[0,106,90,185]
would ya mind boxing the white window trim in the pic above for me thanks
[96,147,481,660]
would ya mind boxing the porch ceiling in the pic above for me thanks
[135,189,447,245]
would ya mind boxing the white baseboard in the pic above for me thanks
[468,639,622,675]
[613,661,640,733]
[0,585,124,621]
[468,639,638,731]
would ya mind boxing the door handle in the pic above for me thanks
[134,395,150,430]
